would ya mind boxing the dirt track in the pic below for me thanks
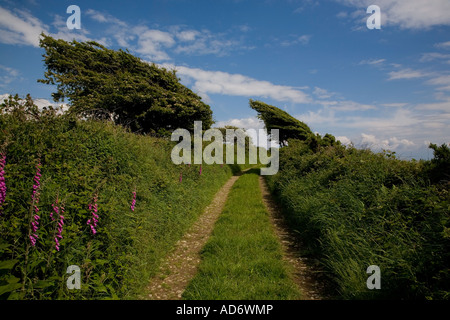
[258,176,330,300]
[146,172,243,300]
[145,170,330,300]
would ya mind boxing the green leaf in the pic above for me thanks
[0,260,18,270]
[0,282,22,296]
[95,259,108,266]
[6,276,20,284]
[95,285,108,293]
[34,280,55,289]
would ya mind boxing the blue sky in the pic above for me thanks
[1,0,450,159]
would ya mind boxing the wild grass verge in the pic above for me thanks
[266,140,450,299]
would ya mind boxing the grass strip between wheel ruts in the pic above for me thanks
[182,168,302,300]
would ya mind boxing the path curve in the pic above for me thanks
[146,172,243,300]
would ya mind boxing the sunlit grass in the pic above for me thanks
[183,169,301,300]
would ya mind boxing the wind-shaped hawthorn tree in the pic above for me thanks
[38,34,213,135]
[249,99,315,146]
[249,99,339,150]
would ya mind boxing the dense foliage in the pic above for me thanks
[266,139,450,299]
[38,34,213,135]
[0,95,231,299]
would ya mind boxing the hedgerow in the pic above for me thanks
[266,139,450,299]
[0,94,232,299]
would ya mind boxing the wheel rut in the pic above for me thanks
[258,176,331,300]
[146,172,243,300]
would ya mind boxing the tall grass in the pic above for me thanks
[266,139,450,299]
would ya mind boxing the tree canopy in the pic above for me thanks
[38,34,213,135]
[249,99,339,150]
[249,99,314,146]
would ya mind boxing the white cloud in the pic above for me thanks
[313,87,334,99]
[85,9,248,61]
[420,52,450,64]
[296,109,336,126]
[336,11,349,19]
[435,41,450,49]
[387,68,427,80]
[85,9,128,27]
[87,10,108,23]
[215,117,265,131]
[0,65,19,87]
[174,36,240,57]
[133,28,175,61]
[298,34,312,45]
[297,106,438,143]
[360,133,378,145]
[416,101,450,111]
[162,64,312,104]
[175,30,199,42]
[0,7,109,48]
[280,34,312,47]
[336,135,352,145]
[426,75,450,91]
[85,9,132,47]
[296,106,437,159]
[346,109,421,133]
[359,58,386,65]
[336,0,450,29]
[293,0,320,14]
[49,14,107,45]
[238,25,251,33]
[382,103,408,108]
[322,100,376,111]
[0,7,48,47]
[360,133,415,151]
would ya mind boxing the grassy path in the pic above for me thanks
[145,167,328,300]
[182,169,302,300]
[145,170,244,299]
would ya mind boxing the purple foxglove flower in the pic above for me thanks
[0,153,6,215]
[87,194,99,235]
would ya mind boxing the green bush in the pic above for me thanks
[0,95,233,299]
[267,139,450,299]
